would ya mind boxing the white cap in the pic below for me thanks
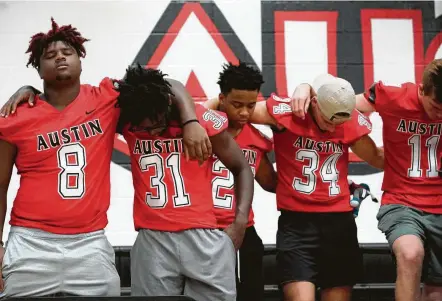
[312,74,356,121]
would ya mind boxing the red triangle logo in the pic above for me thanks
[185,71,207,101]
[147,3,238,69]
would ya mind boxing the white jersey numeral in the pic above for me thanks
[293,150,342,196]
[211,159,234,209]
[408,134,440,178]
[139,153,190,208]
[57,143,87,199]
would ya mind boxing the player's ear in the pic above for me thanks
[219,93,227,109]
[418,84,424,96]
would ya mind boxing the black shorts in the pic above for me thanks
[237,226,264,301]
[377,204,442,286]
[276,210,363,289]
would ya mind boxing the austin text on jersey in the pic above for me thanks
[396,119,442,135]
[133,138,184,155]
[293,137,344,153]
[37,119,103,151]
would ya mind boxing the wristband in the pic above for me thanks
[182,119,199,127]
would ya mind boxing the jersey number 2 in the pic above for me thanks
[408,135,440,178]
[211,159,255,209]
[57,143,86,199]
[293,150,342,196]
[139,153,190,208]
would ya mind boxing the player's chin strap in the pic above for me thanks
[348,179,378,218]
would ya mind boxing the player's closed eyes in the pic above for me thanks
[44,49,74,59]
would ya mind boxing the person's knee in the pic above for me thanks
[423,285,442,301]
[321,286,352,301]
[283,281,315,301]
[393,235,425,268]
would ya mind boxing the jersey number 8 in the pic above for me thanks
[57,143,86,199]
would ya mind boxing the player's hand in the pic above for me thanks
[0,86,37,118]
[0,245,4,291]
[224,220,247,251]
[182,121,212,165]
[290,83,313,120]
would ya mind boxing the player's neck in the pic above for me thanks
[309,107,326,133]
[42,80,81,111]
[227,125,243,138]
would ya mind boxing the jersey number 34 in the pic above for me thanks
[293,150,342,196]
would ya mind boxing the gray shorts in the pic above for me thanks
[1,226,120,297]
[377,204,442,285]
[131,228,236,301]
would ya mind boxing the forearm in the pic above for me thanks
[167,79,197,122]
[351,142,384,170]
[368,147,384,170]
[233,168,254,224]
[249,101,278,126]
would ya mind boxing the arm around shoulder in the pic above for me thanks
[166,78,197,122]
[203,97,220,110]
[356,93,376,113]
[350,135,384,170]
[249,101,279,127]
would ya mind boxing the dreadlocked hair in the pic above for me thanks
[217,61,264,94]
[26,17,89,69]
[116,64,174,127]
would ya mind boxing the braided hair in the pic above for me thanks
[116,64,174,127]
[26,17,89,69]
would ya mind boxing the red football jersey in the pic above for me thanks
[124,105,229,232]
[0,78,120,234]
[212,124,273,228]
[267,93,372,212]
[364,82,442,213]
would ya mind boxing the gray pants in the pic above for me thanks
[131,228,236,301]
[1,226,120,298]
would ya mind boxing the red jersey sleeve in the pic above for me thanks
[265,93,297,132]
[196,105,228,136]
[249,126,273,153]
[363,81,405,114]
[91,77,120,105]
[0,113,24,145]
[343,110,373,145]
